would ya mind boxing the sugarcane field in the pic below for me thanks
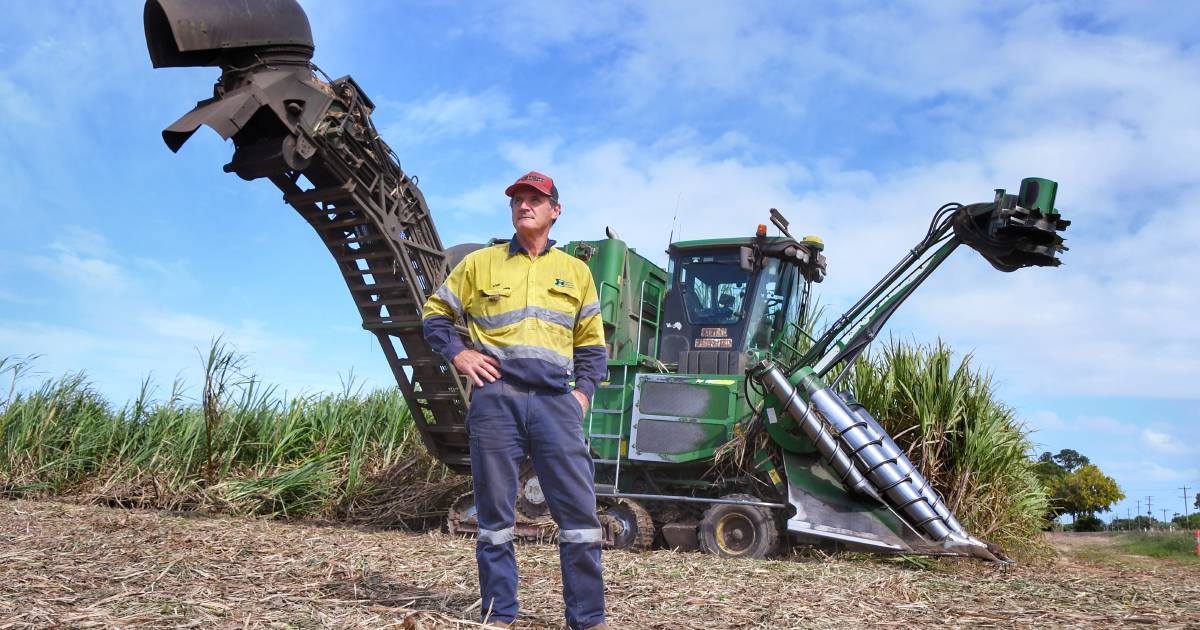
[3,1,1199,629]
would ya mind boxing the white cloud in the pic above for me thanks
[0,73,42,126]
[1024,411,1144,437]
[469,2,1199,130]
[601,3,800,104]
[1108,460,1199,484]
[463,2,1200,216]
[25,227,131,295]
[1077,415,1138,435]
[468,0,632,58]
[1025,409,1066,432]
[1140,428,1194,455]
[0,4,145,131]
[383,88,521,143]
[0,289,36,305]
[54,225,117,260]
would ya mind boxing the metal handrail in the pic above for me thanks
[586,280,621,448]
[614,278,665,491]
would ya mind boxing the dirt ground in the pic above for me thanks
[1,500,1197,629]
[1043,531,1121,551]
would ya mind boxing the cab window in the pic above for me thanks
[677,253,750,325]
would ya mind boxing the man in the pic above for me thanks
[422,171,608,630]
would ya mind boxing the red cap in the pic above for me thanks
[505,170,559,202]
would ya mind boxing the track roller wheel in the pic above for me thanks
[698,494,778,559]
[601,498,655,551]
[446,492,478,536]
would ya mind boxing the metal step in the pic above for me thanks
[414,378,464,389]
[284,181,358,205]
[397,357,450,367]
[424,424,467,435]
[349,281,411,292]
[361,313,421,324]
[361,321,424,332]
[414,391,466,401]
[440,452,471,466]
[338,233,386,245]
[353,295,416,309]
[334,249,396,263]
[317,215,372,230]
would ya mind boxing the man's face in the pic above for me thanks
[510,186,561,234]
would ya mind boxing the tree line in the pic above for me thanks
[1033,449,1123,531]
[1034,449,1200,531]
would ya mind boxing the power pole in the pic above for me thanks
[1162,509,1168,528]
[1126,507,1132,531]
[1137,500,1141,528]
[1182,484,1191,523]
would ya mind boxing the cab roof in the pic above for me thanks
[670,236,789,250]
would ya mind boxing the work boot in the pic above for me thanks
[484,622,512,629]
[582,624,607,630]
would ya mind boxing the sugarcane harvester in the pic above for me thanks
[144,0,1070,562]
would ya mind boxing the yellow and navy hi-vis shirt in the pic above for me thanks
[421,237,607,398]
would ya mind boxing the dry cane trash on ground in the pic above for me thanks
[1,499,1197,629]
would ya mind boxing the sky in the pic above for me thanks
[1,0,1196,524]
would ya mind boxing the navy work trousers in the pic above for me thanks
[467,379,605,629]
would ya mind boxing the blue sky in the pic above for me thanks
[1,1,1196,523]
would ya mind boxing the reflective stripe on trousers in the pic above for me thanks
[467,379,605,630]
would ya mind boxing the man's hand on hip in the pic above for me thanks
[571,389,590,415]
[452,349,501,387]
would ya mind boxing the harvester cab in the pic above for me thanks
[657,223,826,375]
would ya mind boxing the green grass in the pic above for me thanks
[1116,532,1200,561]
[0,346,453,522]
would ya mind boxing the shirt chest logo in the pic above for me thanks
[553,278,576,290]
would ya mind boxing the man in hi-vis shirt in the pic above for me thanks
[422,171,607,630]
